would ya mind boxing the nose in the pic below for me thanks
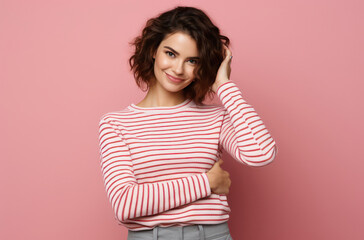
[173,59,184,75]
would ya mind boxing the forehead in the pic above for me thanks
[159,32,198,56]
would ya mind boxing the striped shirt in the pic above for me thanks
[98,81,277,231]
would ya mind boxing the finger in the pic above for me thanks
[227,52,232,63]
[218,159,224,165]
[223,45,232,59]
[222,45,230,59]
[222,44,228,58]
[224,51,232,66]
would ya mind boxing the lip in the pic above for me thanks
[165,72,184,83]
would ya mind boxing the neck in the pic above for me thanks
[136,82,186,108]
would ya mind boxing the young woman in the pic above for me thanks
[98,6,277,240]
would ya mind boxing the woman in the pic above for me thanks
[98,6,277,240]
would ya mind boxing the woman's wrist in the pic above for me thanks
[214,79,230,93]
[205,172,216,191]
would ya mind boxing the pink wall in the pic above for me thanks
[1,0,363,239]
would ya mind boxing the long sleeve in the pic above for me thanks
[98,117,211,222]
[216,81,277,166]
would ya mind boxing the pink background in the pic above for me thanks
[1,0,363,239]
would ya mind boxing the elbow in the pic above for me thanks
[114,200,136,223]
[111,185,134,222]
[112,196,128,223]
[114,203,128,223]
[114,211,128,224]
[241,144,277,167]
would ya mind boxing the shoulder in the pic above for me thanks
[98,105,135,126]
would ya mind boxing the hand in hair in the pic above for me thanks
[211,45,232,93]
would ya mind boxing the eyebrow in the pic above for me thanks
[163,46,200,59]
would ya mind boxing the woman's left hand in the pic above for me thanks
[211,45,232,93]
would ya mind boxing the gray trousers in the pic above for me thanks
[127,222,233,240]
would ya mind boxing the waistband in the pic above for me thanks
[127,222,230,240]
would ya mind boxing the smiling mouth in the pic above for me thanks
[165,72,184,83]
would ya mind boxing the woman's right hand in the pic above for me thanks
[206,158,231,195]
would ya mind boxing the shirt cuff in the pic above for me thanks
[201,172,212,197]
[216,80,236,98]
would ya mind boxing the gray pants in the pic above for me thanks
[127,222,233,240]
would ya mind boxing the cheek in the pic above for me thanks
[187,66,196,78]
[155,55,170,70]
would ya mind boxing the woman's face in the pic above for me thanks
[152,31,199,94]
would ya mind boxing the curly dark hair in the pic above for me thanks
[129,6,230,105]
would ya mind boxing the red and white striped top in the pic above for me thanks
[98,81,277,231]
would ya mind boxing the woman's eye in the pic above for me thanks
[188,59,197,64]
[166,51,175,57]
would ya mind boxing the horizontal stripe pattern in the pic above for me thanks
[98,81,277,230]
